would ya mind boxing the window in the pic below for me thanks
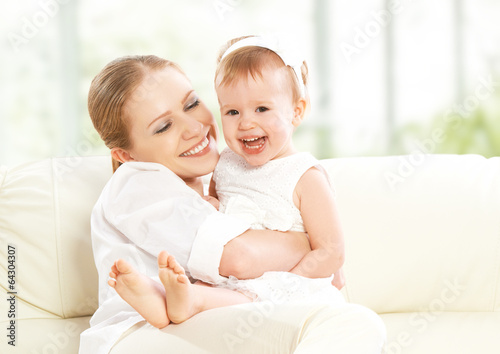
[2,0,498,166]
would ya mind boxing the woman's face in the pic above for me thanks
[117,67,219,180]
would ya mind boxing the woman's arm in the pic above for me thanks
[219,229,311,279]
[289,167,345,278]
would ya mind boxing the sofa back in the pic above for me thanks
[1,154,499,322]
[0,156,112,320]
[323,154,500,314]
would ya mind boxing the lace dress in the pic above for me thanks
[213,148,345,305]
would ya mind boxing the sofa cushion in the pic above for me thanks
[1,153,499,354]
[0,317,91,353]
[0,156,112,320]
[381,311,500,354]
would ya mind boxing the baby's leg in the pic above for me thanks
[158,250,252,324]
[109,259,170,328]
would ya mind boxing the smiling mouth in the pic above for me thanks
[241,136,266,149]
[179,136,210,157]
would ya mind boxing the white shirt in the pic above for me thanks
[79,161,249,354]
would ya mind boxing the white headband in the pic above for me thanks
[220,35,306,97]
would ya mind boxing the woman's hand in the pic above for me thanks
[203,195,220,210]
[219,229,311,280]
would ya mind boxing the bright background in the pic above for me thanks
[1,0,499,166]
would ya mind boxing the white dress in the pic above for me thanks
[79,161,250,354]
[213,148,345,305]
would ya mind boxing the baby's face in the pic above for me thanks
[216,66,301,167]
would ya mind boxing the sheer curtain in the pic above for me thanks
[1,0,498,166]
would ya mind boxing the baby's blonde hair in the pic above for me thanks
[215,36,309,103]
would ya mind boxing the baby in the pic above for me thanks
[209,34,345,301]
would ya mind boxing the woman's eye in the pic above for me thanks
[226,109,239,116]
[186,99,200,111]
[155,121,172,134]
[256,106,269,113]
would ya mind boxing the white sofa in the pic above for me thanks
[1,154,499,353]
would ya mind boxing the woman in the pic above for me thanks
[79,55,385,354]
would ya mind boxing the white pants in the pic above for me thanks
[110,302,386,354]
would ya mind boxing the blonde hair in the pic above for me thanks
[215,36,309,103]
[88,55,184,172]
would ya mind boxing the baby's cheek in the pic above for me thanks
[269,119,291,134]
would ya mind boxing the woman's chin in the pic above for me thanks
[191,154,220,177]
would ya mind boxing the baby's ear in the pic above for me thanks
[292,97,308,127]
[111,147,135,163]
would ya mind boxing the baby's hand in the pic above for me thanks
[332,268,346,290]
[203,196,220,210]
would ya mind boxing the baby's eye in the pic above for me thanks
[226,109,239,116]
[256,106,269,113]
[155,121,172,135]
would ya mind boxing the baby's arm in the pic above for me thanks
[213,173,311,279]
[290,167,345,279]
[219,229,311,280]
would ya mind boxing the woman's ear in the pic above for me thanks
[111,147,135,164]
[292,97,308,127]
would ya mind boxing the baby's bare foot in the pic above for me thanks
[109,259,170,328]
[158,251,201,323]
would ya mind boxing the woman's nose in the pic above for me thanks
[181,117,203,140]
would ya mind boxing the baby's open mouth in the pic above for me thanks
[241,136,266,149]
[179,136,210,157]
